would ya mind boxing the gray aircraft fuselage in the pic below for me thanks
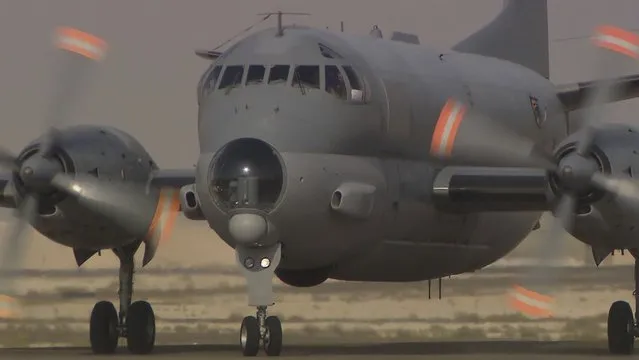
[194,26,568,282]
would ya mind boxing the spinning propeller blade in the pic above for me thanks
[0,27,109,314]
[509,25,639,318]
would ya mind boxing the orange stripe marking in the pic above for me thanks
[430,99,455,155]
[444,105,466,155]
[55,27,107,60]
[430,98,467,157]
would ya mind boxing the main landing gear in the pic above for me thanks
[236,243,283,356]
[608,248,639,355]
[89,245,155,355]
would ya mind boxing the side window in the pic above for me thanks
[325,65,347,100]
[318,43,343,59]
[218,65,244,90]
[201,65,222,95]
[246,65,266,85]
[342,65,365,101]
[292,65,320,91]
[268,65,290,85]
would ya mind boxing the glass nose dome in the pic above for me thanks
[209,138,284,211]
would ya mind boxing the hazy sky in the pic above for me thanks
[0,0,638,168]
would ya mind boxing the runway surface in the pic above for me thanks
[0,341,624,359]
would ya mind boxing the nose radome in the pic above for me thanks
[209,138,285,212]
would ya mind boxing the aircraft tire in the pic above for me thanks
[263,316,283,356]
[240,316,260,356]
[608,300,635,355]
[89,300,119,354]
[126,300,156,354]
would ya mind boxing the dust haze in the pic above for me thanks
[0,0,637,347]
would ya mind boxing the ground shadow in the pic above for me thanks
[1,340,610,357]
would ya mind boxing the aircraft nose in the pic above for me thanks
[209,138,285,212]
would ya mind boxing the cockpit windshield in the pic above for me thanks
[325,65,347,100]
[218,65,244,91]
[206,61,366,102]
[246,65,266,85]
[292,65,320,92]
[268,65,290,85]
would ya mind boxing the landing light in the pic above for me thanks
[244,257,255,269]
[260,257,271,269]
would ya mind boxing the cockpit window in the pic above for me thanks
[318,43,343,59]
[218,65,244,90]
[292,65,320,91]
[342,66,365,101]
[201,65,222,95]
[268,65,290,85]
[325,65,347,100]
[246,65,266,85]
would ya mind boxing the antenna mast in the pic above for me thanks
[257,11,311,37]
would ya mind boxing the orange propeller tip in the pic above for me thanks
[54,26,108,61]
[509,284,555,318]
[0,294,21,319]
[592,25,639,59]
[0,294,17,302]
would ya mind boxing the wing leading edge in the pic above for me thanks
[557,74,639,112]
[148,168,195,189]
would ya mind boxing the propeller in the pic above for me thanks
[429,25,639,318]
[507,25,639,318]
[0,27,108,317]
[0,27,179,317]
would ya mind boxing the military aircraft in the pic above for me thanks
[0,27,193,354]
[184,0,639,356]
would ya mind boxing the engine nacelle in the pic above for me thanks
[179,184,205,220]
[432,166,554,212]
[11,125,170,258]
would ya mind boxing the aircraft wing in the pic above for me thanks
[148,168,196,189]
[557,73,639,111]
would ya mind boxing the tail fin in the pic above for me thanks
[452,0,549,79]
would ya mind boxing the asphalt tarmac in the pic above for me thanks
[0,341,624,360]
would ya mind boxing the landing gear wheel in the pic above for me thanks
[608,300,635,355]
[89,300,119,354]
[240,316,260,356]
[126,300,156,355]
[263,316,282,356]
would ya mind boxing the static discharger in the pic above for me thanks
[593,25,639,59]
[509,285,554,318]
[55,27,107,61]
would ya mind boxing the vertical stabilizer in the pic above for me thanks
[452,0,549,79]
